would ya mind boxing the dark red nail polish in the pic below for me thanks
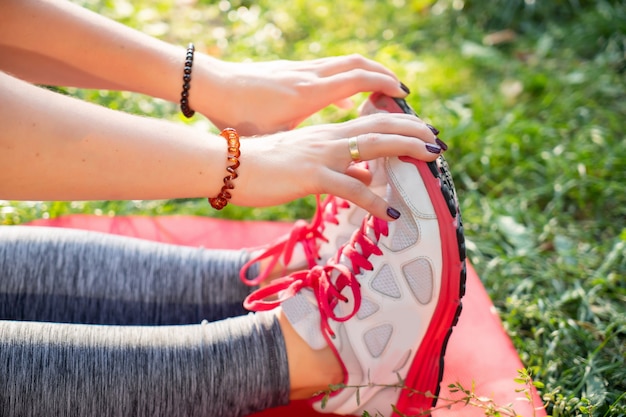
[426,143,442,154]
[400,82,411,94]
[387,207,401,219]
[426,124,440,135]
[435,138,448,151]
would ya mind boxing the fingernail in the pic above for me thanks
[426,124,440,135]
[435,138,448,151]
[387,207,401,219]
[426,143,442,154]
[400,82,411,94]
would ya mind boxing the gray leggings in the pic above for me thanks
[0,226,290,417]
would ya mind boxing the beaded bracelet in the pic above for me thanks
[209,128,241,210]
[180,43,195,118]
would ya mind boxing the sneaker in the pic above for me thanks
[245,94,465,416]
[245,147,466,416]
[239,160,386,286]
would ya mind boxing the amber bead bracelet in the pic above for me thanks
[209,128,241,210]
[180,43,195,118]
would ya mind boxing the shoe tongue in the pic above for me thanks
[282,289,329,350]
[282,249,362,351]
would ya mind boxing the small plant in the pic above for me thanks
[316,369,547,417]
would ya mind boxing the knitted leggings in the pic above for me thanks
[0,225,290,417]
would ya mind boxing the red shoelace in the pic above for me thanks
[244,215,389,338]
[239,195,352,286]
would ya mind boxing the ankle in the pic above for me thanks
[277,308,343,399]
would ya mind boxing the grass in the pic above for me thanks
[2,0,625,415]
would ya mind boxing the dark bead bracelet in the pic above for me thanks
[180,43,195,118]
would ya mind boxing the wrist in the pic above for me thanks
[186,53,235,127]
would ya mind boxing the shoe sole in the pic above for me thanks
[363,93,467,416]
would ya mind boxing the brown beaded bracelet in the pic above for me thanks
[209,128,241,210]
[180,43,195,118]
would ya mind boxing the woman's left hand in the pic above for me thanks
[231,111,440,220]
[192,54,409,136]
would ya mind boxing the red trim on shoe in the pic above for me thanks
[393,157,464,416]
[364,92,466,415]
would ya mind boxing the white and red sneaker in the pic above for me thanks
[245,94,466,416]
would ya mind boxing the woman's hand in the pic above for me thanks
[193,54,409,136]
[232,112,441,220]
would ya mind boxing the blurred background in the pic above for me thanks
[2,1,624,415]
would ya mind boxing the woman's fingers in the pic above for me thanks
[284,55,407,105]
[322,170,396,221]
[300,112,441,169]
[345,132,442,163]
[312,70,407,105]
[308,54,399,80]
[344,163,373,186]
[333,97,354,109]
[340,112,440,150]
[330,114,446,218]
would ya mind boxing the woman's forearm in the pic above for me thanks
[0,45,129,90]
[0,0,411,137]
[0,0,185,102]
[0,71,225,201]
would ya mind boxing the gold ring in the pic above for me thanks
[348,137,361,162]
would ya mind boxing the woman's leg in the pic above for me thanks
[0,311,293,417]
[0,225,258,324]
[0,226,343,415]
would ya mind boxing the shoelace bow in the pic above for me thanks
[244,215,389,338]
[239,195,350,286]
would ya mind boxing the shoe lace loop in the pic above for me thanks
[320,196,351,226]
[239,195,350,286]
[244,215,389,338]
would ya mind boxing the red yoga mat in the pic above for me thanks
[28,215,546,417]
